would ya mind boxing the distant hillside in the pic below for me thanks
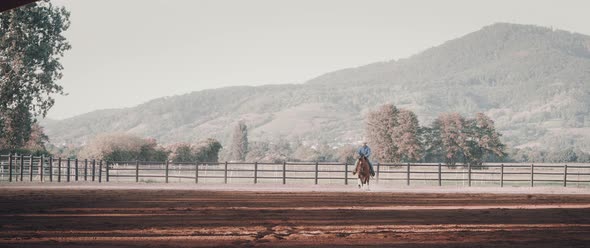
[43,23,590,152]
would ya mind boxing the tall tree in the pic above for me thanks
[436,113,467,166]
[393,109,422,161]
[428,112,505,167]
[366,104,399,162]
[366,104,422,162]
[420,125,444,162]
[227,121,248,161]
[463,113,506,166]
[0,1,70,150]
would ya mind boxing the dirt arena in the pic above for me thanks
[1,185,590,247]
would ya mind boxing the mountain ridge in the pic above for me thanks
[43,23,590,152]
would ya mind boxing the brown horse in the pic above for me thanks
[353,156,371,190]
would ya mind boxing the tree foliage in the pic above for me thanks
[366,104,506,166]
[366,104,422,162]
[78,133,168,161]
[227,121,248,161]
[425,112,506,167]
[168,138,222,163]
[0,1,70,150]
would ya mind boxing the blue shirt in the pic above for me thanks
[358,145,371,158]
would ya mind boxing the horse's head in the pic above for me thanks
[358,154,366,162]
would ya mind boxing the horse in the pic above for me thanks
[353,155,371,190]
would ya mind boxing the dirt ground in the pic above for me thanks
[1,186,590,247]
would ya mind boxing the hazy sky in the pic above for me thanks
[47,0,590,119]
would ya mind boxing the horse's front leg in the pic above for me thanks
[357,178,361,188]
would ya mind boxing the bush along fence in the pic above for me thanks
[1,154,589,187]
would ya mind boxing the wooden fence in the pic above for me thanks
[1,154,589,187]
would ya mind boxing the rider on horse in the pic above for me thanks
[357,141,375,177]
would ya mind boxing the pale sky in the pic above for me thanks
[47,0,590,119]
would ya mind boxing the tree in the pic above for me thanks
[366,104,422,162]
[336,145,357,164]
[366,104,399,162]
[435,113,467,166]
[547,147,578,162]
[393,109,422,161]
[427,112,505,167]
[420,126,444,162]
[0,1,71,150]
[168,138,223,163]
[575,149,590,163]
[168,143,196,163]
[138,137,168,161]
[0,104,32,150]
[245,139,294,163]
[23,123,49,153]
[0,121,50,155]
[227,121,248,161]
[463,113,506,167]
[78,133,168,161]
[245,141,270,162]
[193,138,222,162]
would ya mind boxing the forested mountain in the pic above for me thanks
[43,23,590,152]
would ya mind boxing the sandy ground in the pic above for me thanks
[2,182,590,194]
[1,184,590,247]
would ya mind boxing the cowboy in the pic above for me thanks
[357,141,375,177]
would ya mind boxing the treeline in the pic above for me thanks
[71,133,222,162]
[217,106,590,165]
[508,147,590,163]
[366,104,505,167]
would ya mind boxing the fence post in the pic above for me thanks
[376,162,380,183]
[314,162,319,185]
[224,161,228,184]
[98,160,102,183]
[282,161,286,185]
[467,163,472,187]
[92,159,96,181]
[29,155,33,182]
[530,163,534,187]
[84,159,88,181]
[438,163,442,186]
[344,162,348,185]
[500,163,504,187]
[20,154,24,182]
[563,164,568,187]
[165,160,169,183]
[40,155,44,182]
[58,157,62,182]
[66,158,71,182]
[406,163,410,186]
[106,161,110,182]
[136,160,139,183]
[8,154,13,182]
[254,162,258,184]
[49,156,53,182]
[195,163,199,184]
[75,159,79,181]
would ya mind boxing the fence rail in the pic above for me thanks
[1,154,589,187]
